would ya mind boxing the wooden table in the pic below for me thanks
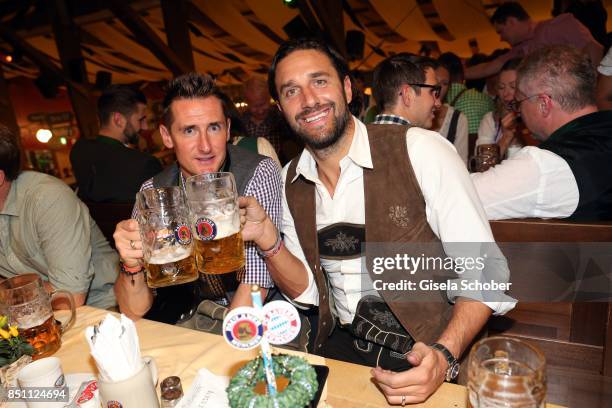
[53,306,564,407]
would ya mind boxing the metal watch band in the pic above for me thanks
[431,342,460,381]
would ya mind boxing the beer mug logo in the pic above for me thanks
[223,307,263,350]
[174,223,192,245]
[195,217,217,241]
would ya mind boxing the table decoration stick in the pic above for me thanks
[250,285,277,396]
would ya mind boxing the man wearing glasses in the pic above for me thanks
[472,45,612,221]
[371,54,442,129]
[371,55,469,166]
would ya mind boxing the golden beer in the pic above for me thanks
[22,315,61,359]
[145,251,198,288]
[0,274,75,359]
[195,232,245,275]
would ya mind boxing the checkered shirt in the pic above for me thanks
[134,158,282,294]
[446,83,495,134]
[242,110,289,154]
[373,114,411,126]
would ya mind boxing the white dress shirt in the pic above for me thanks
[281,117,515,324]
[471,146,579,220]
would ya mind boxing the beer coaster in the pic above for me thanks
[223,307,263,350]
[195,217,217,240]
[262,301,301,345]
[174,223,192,245]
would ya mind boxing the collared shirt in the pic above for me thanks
[281,116,514,324]
[137,157,282,289]
[471,147,579,220]
[96,135,124,147]
[0,172,118,308]
[373,114,410,125]
[446,83,495,134]
[242,110,289,154]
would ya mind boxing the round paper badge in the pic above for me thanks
[223,307,263,350]
[174,223,192,245]
[262,301,301,345]
[195,217,217,240]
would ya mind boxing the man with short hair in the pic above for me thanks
[472,45,612,220]
[0,125,117,309]
[466,2,602,80]
[113,73,282,324]
[371,54,441,129]
[242,77,289,157]
[371,54,469,165]
[240,38,513,404]
[71,85,162,203]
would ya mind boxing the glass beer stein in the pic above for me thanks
[468,336,547,408]
[185,172,246,275]
[136,186,198,288]
[470,144,501,173]
[0,274,76,359]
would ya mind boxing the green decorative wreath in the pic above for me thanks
[227,354,318,408]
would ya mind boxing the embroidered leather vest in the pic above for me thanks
[285,124,453,351]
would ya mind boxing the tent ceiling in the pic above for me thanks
[0,0,610,85]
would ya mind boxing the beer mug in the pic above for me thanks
[468,336,546,408]
[476,143,501,159]
[136,186,198,288]
[185,172,246,275]
[0,274,76,359]
[470,144,501,173]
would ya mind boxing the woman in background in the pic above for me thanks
[476,58,537,159]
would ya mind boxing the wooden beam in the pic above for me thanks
[0,23,89,98]
[0,67,19,136]
[160,0,194,72]
[107,0,191,76]
[299,0,347,58]
[0,66,26,171]
[50,0,98,140]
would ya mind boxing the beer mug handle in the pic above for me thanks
[469,156,477,173]
[50,290,76,334]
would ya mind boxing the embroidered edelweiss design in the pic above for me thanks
[324,232,359,253]
[388,205,410,228]
[372,309,401,329]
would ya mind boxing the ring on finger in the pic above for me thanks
[129,240,136,250]
[401,395,406,407]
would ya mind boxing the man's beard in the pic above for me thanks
[291,101,350,151]
[124,124,139,145]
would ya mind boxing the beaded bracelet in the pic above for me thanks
[226,354,317,408]
[256,232,283,259]
[120,262,144,286]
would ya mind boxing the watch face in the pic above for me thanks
[449,362,460,380]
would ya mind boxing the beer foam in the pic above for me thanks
[209,214,240,239]
[148,245,192,265]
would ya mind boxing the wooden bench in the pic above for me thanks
[489,219,612,378]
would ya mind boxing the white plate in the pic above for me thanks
[6,373,96,407]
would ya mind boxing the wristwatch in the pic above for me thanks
[431,343,460,381]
